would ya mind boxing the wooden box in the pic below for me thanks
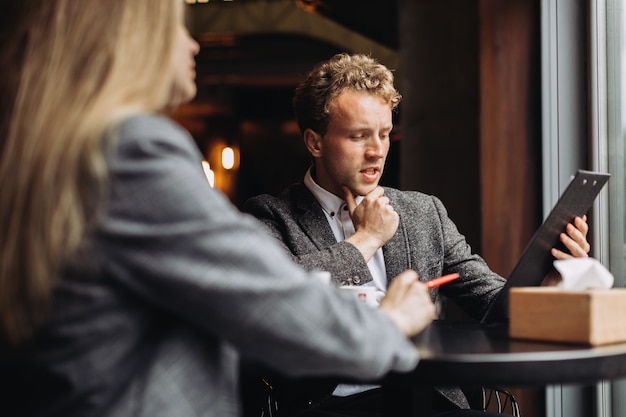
[509,287,626,345]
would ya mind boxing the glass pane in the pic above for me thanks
[606,0,625,286]
[621,2,626,285]
[614,1,626,286]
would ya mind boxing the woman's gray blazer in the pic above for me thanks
[1,115,421,417]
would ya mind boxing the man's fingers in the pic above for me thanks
[573,216,589,239]
[365,187,385,201]
[560,233,589,258]
[564,216,591,254]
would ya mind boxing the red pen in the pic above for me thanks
[425,273,460,289]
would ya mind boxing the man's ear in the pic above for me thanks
[303,128,322,157]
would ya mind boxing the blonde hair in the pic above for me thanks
[293,53,402,136]
[0,0,182,347]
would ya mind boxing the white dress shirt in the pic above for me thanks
[303,168,386,397]
[304,168,388,297]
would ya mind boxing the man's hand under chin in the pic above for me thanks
[343,185,399,262]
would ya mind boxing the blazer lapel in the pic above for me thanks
[293,184,338,250]
[382,210,411,283]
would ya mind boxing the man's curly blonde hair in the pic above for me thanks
[293,53,402,136]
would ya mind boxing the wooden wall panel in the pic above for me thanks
[479,0,542,277]
[479,1,543,416]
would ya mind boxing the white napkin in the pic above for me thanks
[554,258,614,290]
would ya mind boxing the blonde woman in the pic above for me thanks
[0,2,436,416]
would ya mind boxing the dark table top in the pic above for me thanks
[383,320,626,387]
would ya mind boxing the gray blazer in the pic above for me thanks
[1,115,420,417]
[243,181,508,409]
[243,181,506,320]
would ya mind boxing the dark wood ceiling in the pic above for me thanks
[295,0,398,49]
[188,0,398,92]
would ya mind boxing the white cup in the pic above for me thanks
[339,285,378,307]
[310,270,332,284]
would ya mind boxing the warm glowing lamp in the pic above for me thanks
[201,161,215,187]
[222,147,235,170]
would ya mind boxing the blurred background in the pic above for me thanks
[176,0,542,286]
[177,0,403,208]
[175,2,626,416]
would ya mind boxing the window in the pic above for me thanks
[544,1,625,416]
[599,0,625,286]
[588,1,626,416]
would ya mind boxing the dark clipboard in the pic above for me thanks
[480,169,611,324]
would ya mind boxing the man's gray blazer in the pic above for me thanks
[244,181,508,408]
[244,181,505,319]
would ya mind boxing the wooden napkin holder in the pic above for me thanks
[509,287,626,345]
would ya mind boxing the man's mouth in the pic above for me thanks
[361,168,379,175]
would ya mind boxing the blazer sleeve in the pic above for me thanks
[425,194,506,319]
[99,114,419,379]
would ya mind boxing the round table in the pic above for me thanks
[380,320,626,416]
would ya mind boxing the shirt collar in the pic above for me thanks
[303,167,363,216]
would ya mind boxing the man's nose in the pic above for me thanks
[366,137,385,158]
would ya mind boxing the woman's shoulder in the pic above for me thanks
[116,113,189,141]
[111,113,199,160]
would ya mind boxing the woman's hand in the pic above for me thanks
[379,270,436,337]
